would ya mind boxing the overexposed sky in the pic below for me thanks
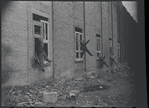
[122,1,137,22]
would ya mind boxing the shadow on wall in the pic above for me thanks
[1,1,10,11]
[2,44,14,84]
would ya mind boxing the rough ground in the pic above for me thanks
[2,65,137,107]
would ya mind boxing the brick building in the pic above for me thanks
[1,1,138,86]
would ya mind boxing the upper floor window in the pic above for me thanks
[75,27,83,61]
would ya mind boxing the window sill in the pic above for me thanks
[75,60,83,63]
[32,63,51,68]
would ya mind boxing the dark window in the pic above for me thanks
[33,14,50,65]
[96,34,101,59]
[34,25,41,34]
[33,14,48,21]
[75,27,82,33]
[75,27,83,61]
[44,43,48,56]
[76,52,79,58]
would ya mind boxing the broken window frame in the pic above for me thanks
[41,20,50,64]
[96,34,101,59]
[33,14,50,66]
[75,31,83,61]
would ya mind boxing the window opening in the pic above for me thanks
[75,27,83,61]
[33,14,52,67]
[96,34,101,59]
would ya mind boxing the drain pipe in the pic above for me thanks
[83,1,86,72]
[52,1,55,79]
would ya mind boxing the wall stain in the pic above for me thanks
[2,44,13,84]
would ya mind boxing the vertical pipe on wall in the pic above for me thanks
[27,3,31,84]
[101,2,103,56]
[52,1,55,79]
[83,1,86,72]
[111,1,114,55]
[117,2,119,63]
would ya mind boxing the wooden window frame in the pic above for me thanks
[75,31,83,61]
[41,20,50,64]
[33,14,50,66]
[96,36,101,59]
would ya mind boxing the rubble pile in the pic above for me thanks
[3,65,136,107]
[114,63,132,78]
[4,85,43,107]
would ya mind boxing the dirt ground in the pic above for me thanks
[50,70,136,107]
[2,66,137,107]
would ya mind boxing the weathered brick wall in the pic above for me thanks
[53,2,75,79]
[117,2,120,62]
[2,1,53,86]
[119,2,126,63]
[112,2,118,63]
[73,2,84,73]
[108,2,112,66]
[27,1,53,84]
[117,2,137,65]
[85,2,101,71]
[101,2,110,67]
[2,1,137,86]
[2,1,28,86]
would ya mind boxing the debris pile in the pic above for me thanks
[4,85,43,107]
[2,65,135,107]
[113,63,131,78]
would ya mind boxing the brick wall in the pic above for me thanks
[85,2,101,71]
[53,2,75,79]
[2,1,53,86]
[2,1,137,86]
[27,1,53,84]
[2,1,28,86]
[101,2,110,67]
[112,2,118,63]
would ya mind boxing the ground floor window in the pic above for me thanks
[96,34,101,58]
[75,27,83,61]
[33,14,51,65]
